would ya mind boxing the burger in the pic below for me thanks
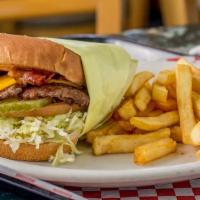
[0,33,135,165]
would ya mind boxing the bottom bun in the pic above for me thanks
[0,140,71,161]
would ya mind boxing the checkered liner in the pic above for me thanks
[64,179,200,200]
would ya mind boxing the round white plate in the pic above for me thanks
[0,144,199,187]
[0,41,200,187]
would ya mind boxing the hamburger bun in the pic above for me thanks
[0,33,84,85]
[0,140,71,161]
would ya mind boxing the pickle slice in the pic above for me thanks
[0,98,51,113]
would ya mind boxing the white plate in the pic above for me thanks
[0,41,200,187]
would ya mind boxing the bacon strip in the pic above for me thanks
[8,69,55,86]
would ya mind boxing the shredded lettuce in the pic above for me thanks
[51,144,75,166]
[0,111,86,165]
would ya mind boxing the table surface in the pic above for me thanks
[2,25,200,200]
[124,24,200,55]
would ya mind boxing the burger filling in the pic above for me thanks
[0,68,89,165]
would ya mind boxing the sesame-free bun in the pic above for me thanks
[0,140,71,161]
[0,33,84,85]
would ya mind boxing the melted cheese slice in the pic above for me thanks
[0,76,16,91]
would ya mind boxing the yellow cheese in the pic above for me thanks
[0,76,16,91]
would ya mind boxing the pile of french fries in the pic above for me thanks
[86,58,200,165]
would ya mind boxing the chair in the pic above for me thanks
[127,0,199,28]
[0,0,122,34]
[159,0,199,26]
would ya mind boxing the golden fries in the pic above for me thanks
[130,111,179,131]
[167,85,176,99]
[89,58,200,165]
[176,64,196,144]
[191,122,200,146]
[134,87,151,111]
[93,128,170,155]
[156,70,175,85]
[192,92,200,119]
[147,110,163,117]
[144,82,152,91]
[118,99,137,120]
[134,128,147,134]
[196,149,200,160]
[108,123,126,135]
[86,121,124,143]
[155,98,177,111]
[192,74,200,94]
[137,101,156,117]
[152,84,168,103]
[134,138,176,164]
[170,126,182,143]
[117,120,134,132]
[191,65,200,77]
[126,71,154,96]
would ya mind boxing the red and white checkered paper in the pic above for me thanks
[64,179,200,199]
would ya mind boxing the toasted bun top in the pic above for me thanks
[0,33,84,85]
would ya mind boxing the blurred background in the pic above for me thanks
[0,0,199,37]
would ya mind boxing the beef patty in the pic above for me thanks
[0,84,89,109]
[22,85,89,108]
[0,85,22,100]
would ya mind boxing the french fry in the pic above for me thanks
[152,84,168,103]
[134,87,151,111]
[134,128,147,134]
[178,58,200,79]
[117,120,134,132]
[87,121,112,143]
[86,121,124,143]
[156,70,175,85]
[118,99,137,120]
[126,71,154,96]
[137,101,156,117]
[144,82,152,91]
[170,126,182,143]
[191,65,200,77]
[130,111,179,131]
[155,98,177,111]
[166,85,176,99]
[134,138,176,164]
[192,91,200,119]
[178,59,200,94]
[93,128,170,155]
[147,110,163,117]
[180,57,200,77]
[108,123,126,135]
[191,122,200,146]
[176,64,196,144]
[177,58,190,65]
[196,149,200,160]
[192,74,200,94]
